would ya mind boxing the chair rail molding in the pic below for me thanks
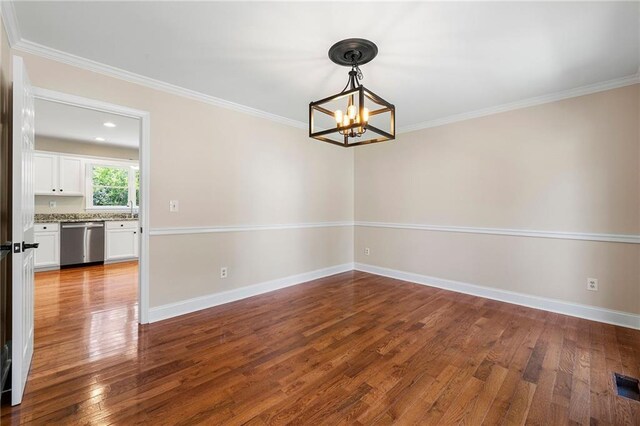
[149,221,354,236]
[355,221,640,244]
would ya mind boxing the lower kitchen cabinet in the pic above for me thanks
[34,220,139,269]
[34,223,60,269]
[106,221,139,262]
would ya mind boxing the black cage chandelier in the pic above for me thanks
[309,38,395,147]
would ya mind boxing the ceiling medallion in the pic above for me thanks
[309,38,395,147]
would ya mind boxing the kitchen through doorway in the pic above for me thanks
[31,88,150,326]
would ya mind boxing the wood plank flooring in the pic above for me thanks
[1,262,639,424]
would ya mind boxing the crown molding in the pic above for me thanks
[0,1,21,47]
[3,5,638,134]
[398,73,640,134]
[11,38,307,130]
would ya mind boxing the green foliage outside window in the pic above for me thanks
[92,165,136,207]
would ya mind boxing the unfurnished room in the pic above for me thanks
[0,1,638,425]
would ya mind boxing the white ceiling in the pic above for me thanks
[35,99,140,148]
[13,1,640,129]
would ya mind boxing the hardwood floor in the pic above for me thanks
[2,263,639,425]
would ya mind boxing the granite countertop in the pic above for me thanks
[35,213,139,224]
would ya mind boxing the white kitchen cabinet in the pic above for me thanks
[34,223,60,269]
[34,153,58,195]
[58,156,83,195]
[34,152,84,196]
[106,221,139,262]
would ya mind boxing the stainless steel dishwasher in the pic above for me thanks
[60,221,105,267]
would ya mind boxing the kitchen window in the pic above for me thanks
[86,163,139,210]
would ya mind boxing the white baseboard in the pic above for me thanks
[34,266,60,272]
[148,261,639,329]
[104,257,139,265]
[355,262,640,330]
[149,263,355,323]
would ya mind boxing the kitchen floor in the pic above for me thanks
[2,265,639,424]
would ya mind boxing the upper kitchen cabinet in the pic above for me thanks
[35,152,58,194]
[34,152,84,196]
[59,156,83,195]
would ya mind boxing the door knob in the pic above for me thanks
[22,242,40,251]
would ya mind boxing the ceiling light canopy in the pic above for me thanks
[309,38,395,147]
[103,122,116,128]
[95,137,105,142]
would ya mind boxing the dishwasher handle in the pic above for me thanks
[61,223,105,229]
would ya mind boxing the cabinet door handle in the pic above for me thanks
[60,189,63,192]
[52,189,56,192]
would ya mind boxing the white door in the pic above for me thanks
[33,153,57,195]
[58,156,83,195]
[11,56,36,406]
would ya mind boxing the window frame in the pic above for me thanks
[85,159,140,211]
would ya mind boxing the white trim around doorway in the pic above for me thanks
[32,87,151,324]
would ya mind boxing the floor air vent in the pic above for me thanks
[614,373,640,401]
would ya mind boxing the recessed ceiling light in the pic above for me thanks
[103,122,116,128]
[95,137,105,142]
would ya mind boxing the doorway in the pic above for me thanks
[31,88,150,323]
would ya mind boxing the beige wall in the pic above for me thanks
[35,136,139,214]
[151,227,352,306]
[355,85,640,314]
[18,51,354,308]
[12,37,640,317]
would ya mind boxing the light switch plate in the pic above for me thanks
[169,200,179,212]
[49,201,56,209]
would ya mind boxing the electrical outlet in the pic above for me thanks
[364,248,370,256]
[220,267,228,279]
[587,278,598,291]
[49,201,56,209]
[169,200,179,212]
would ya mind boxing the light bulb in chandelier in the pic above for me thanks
[362,107,369,122]
[347,104,357,120]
